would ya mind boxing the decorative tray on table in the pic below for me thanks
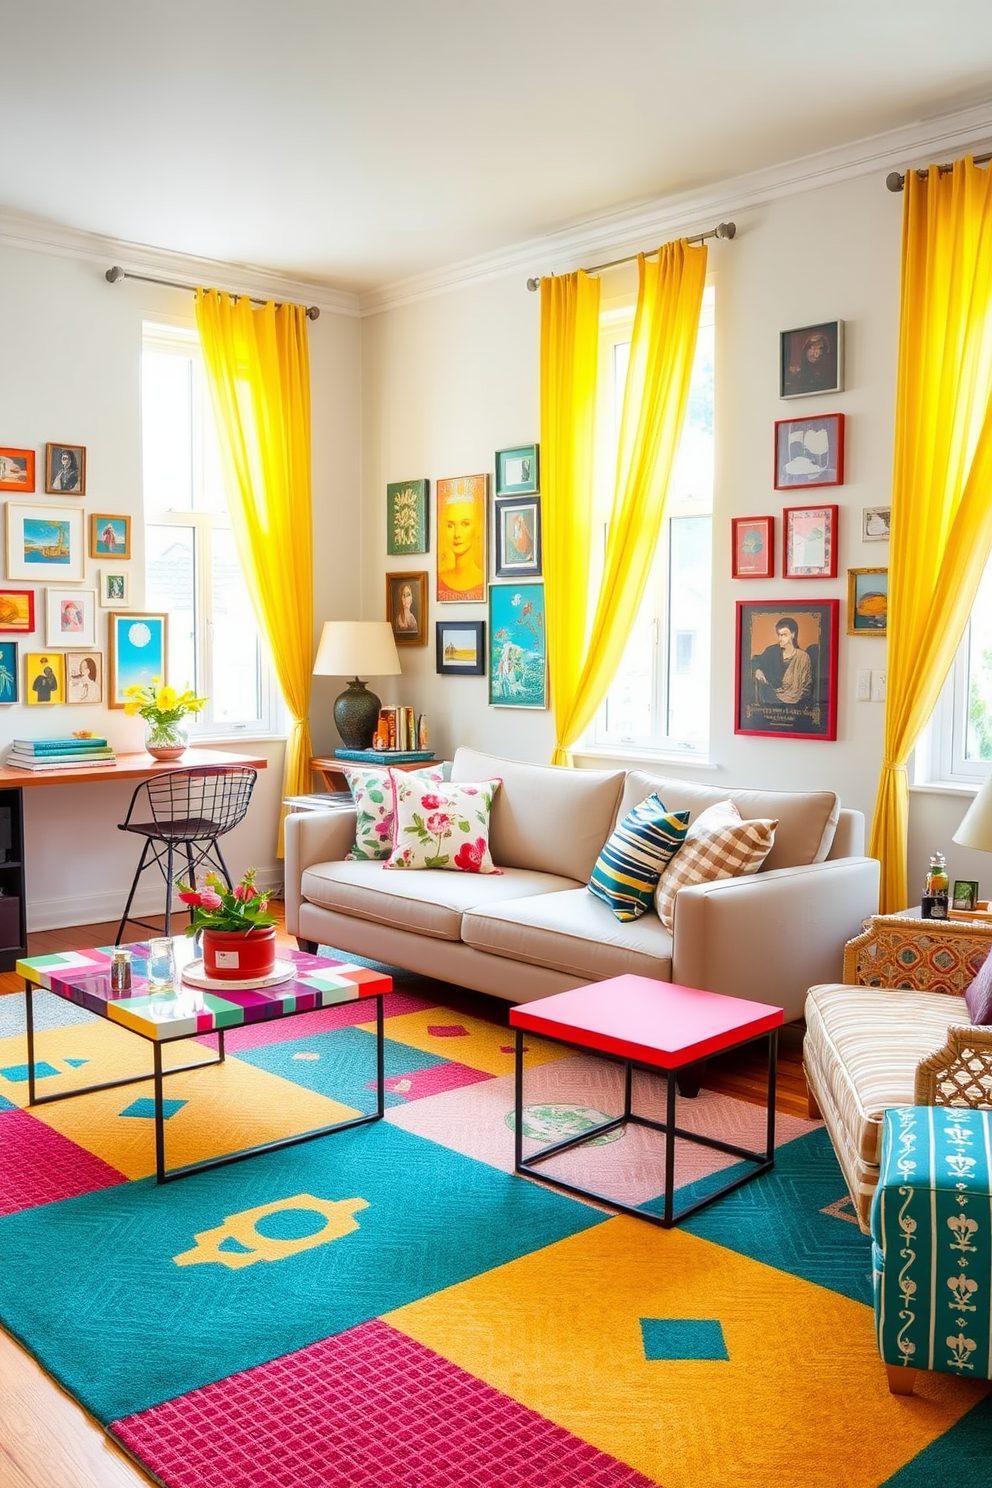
[180,959,297,991]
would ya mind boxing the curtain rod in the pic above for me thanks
[105,265,321,319]
[886,151,992,191]
[525,220,736,291]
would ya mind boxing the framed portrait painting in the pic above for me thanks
[90,513,131,560]
[731,516,774,579]
[779,321,844,399]
[494,495,542,578]
[495,444,539,497]
[108,612,167,708]
[65,650,104,704]
[774,413,844,489]
[0,641,18,703]
[25,652,65,706]
[45,443,85,495]
[45,588,96,649]
[6,503,85,581]
[0,589,35,633]
[488,582,547,708]
[386,479,429,556]
[436,474,487,603]
[783,504,838,579]
[386,571,428,646]
[436,620,485,675]
[847,568,888,635]
[0,448,35,492]
[735,599,839,740]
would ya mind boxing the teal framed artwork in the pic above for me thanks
[488,582,547,708]
[386,479,429,556]
[495,444,539,497]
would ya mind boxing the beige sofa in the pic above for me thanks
[284,747,880,1021]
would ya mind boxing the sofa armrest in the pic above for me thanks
[671,857,880,1021]
[915,1025,992,1106]
[283,808,356,935]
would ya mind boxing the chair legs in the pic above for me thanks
[118,833,238,946]
[116,840,154,945]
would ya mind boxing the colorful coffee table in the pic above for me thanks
[510,974,784,1227]
[17,938,391,1183]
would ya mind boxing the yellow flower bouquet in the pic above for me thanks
[124,678,207,759]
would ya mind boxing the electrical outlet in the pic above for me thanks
[856,670,871,701]
[872,669,887,702]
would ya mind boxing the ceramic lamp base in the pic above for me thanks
[333,677,381,751]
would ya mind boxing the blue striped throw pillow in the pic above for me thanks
[588,795,690,922]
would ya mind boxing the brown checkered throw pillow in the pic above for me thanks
[654,799,777,929]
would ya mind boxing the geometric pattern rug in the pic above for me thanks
[0,969,990,1488]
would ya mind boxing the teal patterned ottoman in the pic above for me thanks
[871,1105,992,1395]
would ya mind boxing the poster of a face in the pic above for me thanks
[436,474,487,603]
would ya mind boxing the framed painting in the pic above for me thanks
[863,506,891,542]
[953,880,980,912]
[774,413,844,489]
[436,620,485,676]
[45,443,85,495]
[98,569,130,608]
[488,582,547,708]
[0,641,18,703]
[0,448,35,492]
[108,612,168,708]
[6,503,85,581]
[783,504,838,579]
[0,589,35,633]
[495,444,539,496]
[386,571,428,646]
[45,587,96,649]
[436,474,487,602]
[494,494,542,578]
[90,513,131,559]
[25,651,65,706]
[731,516,774,579]
[735,599,839,740]
[779,321,844,399]
[65,650,104,704]
[386,479,429,556]
[848,567,888,635]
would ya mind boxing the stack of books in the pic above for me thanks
[6,737,117,771]
[374,706,426,752]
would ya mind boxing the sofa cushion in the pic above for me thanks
[301,860,581,942]
[618,770,839,872]
[462,888,674,983]
[654,800,777,928]
[588,795,689,921]
[450,747,625,881]
[384,775,501,873]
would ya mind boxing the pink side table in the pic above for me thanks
[510,974,784,1227]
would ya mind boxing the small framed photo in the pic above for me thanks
[108,612,168,708]
[6,503,85,581]
[46,588,96,648]
[386,479,429,556]
[25,651,66,706]
[386,571,428,646]
[735,599,839,741]
[436,620,486,675]
[863,506,891,542]
[774,413,844,489]
[0,641,18,702]
[0,448,35,492]
[495,444,539,497]
[494,495,542,578]
[489,582,547,708]
[847,568,888,635]
[783,504,838,579]
[90,513,131,560]
[0,589,35,633]
[98,569,130,608]
[45,443,85,495]
[780,321,844,399]
[65,650,104,704]
[953,880,980,912]
[731,516,774,579]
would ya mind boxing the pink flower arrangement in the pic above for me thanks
[175,867,276,936]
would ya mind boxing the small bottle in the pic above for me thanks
[922,852,949,920]
[110,947,132,993]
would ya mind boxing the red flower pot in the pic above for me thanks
[201,926,277,981]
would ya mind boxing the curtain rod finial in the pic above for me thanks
[715,221,736,239]
[526,277,540,292]
[106,265,125,283]
[886,171,905,192]
[306,306,320,320]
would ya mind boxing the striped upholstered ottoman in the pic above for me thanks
[871,1105,992,1395]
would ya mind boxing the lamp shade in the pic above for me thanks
[313,621,401,679]
[953,775,992,853]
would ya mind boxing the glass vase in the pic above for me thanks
[144,718,188,761]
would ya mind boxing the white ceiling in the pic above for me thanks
[3,1,992,297]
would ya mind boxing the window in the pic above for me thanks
[920,555,992,785]
[588,284,714,756]
[141,324,281,737]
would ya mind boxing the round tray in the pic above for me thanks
[180,958,297,992]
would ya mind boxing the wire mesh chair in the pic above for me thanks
[115,766,258,944]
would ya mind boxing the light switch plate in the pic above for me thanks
[856,670,871,701]
[872,669,887,701]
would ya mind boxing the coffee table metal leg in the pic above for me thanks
[376,993,385,1119]
[24,981,36,1107]
[514,1028,524,1172]
[765,1028,778,1157]
[153,1043,166,1184]
[664,1071,677,1225]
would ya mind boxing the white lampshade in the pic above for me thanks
[313,621,401,680]
[953,776,992,853]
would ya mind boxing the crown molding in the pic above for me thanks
[0,210,361,318]
[358,97,992,316]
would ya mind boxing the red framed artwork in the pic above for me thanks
[783,504,838,579]
[0,448,35,493]
[774,413,844,490]
[731,516,774,579]
[735,599,839,741]
[0,588,35,633]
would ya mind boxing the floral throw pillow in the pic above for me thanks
[384,774,502,873]
[343,764,444,861]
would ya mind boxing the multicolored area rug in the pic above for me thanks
[0,968,990,1488]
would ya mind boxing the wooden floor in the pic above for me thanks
[0,911,810,1488]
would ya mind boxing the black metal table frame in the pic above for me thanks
[513,1025,778,1227]
[24,979,385,1184]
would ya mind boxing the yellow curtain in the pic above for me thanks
[541,242,708,766]
[870,157,992,911]
[194,290,314,854]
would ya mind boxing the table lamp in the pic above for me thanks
[313,621,402,750]
[953,773,992,863]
